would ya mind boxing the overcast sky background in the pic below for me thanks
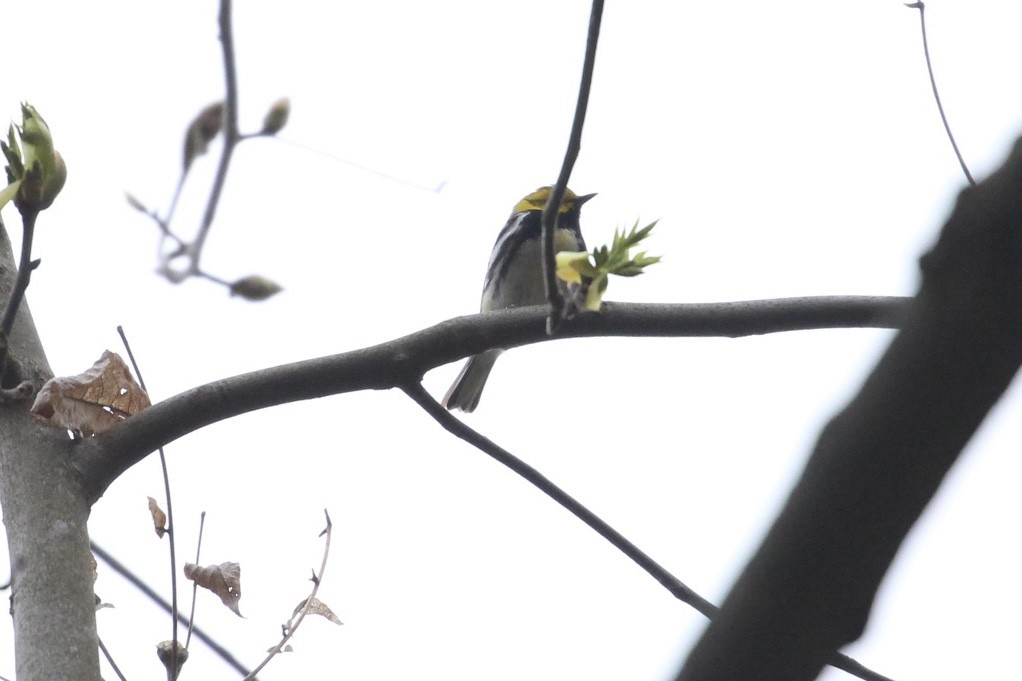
[3,1,1022,679]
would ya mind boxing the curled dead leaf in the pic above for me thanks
[291,596,343,626]
[184,561,243,616]
[267,644,294,653]
[147,497,167,538]
[30,350,150,436]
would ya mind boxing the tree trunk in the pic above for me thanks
[0,221,100,680]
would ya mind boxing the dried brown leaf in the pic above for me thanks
[291,596,343,626]
[148,496,167,538]
[267,644,294,653]
[184,561,243,616]
[30,350,151,436]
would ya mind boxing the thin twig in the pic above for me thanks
[97,636,128,681]
[401,382,712,609]
[401,381,894,681]
[242,510,333,681]
[190,0,242,272]
[905,2,975,186]
[117,325,181,679]
[91,541,257,678]
[185,511,206,650]
[543,0,604,333]
[0,207,39,345]
[164,175,187,228]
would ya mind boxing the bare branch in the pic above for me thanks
[117,325,182,677]
[543,0,604,332]
[905,2,975,186]
[0,208,38,377]
[403,380,714,612]
[72,296,906,503]
[403,382,895,681]
[676,140,1022,680]
[242,511,333,680]
[97,637,127,681]
[189,0,242,271]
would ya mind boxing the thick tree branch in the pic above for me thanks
[676,139,1022,680]
[72,296,906,504]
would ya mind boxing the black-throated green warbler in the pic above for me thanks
[443,186,595,412]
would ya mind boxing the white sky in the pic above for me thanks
[3,1,1022,679]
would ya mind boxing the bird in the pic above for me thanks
[443,186,595,412]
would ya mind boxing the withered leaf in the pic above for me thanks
[31,350,150,436]
[148,497,167,538]
[291,596,343,626]
[184,561,243,617]
[267,643,294,653]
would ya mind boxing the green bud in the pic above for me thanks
[229,275,283,301]
[17,149,65,211]
[0,104,66,212]
[261,97,290,135]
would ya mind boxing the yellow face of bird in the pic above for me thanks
[513,186,588,214]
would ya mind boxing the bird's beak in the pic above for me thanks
[576,193,597,205]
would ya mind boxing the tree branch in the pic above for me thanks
[543,0,604,331]
[904,2,975,186]
[188,0,241,272]
[0,208,39,382]
[71,296,907,504]
[676,140,1022,679]
[402,381,894,681]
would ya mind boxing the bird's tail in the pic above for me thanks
[442,349,503,413]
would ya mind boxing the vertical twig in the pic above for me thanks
[185,511,206,650]
[189,0,242,271]
[0,208,40,383]
[543,0,604,333]
[0,208,39,338]
[118,325,181,679]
